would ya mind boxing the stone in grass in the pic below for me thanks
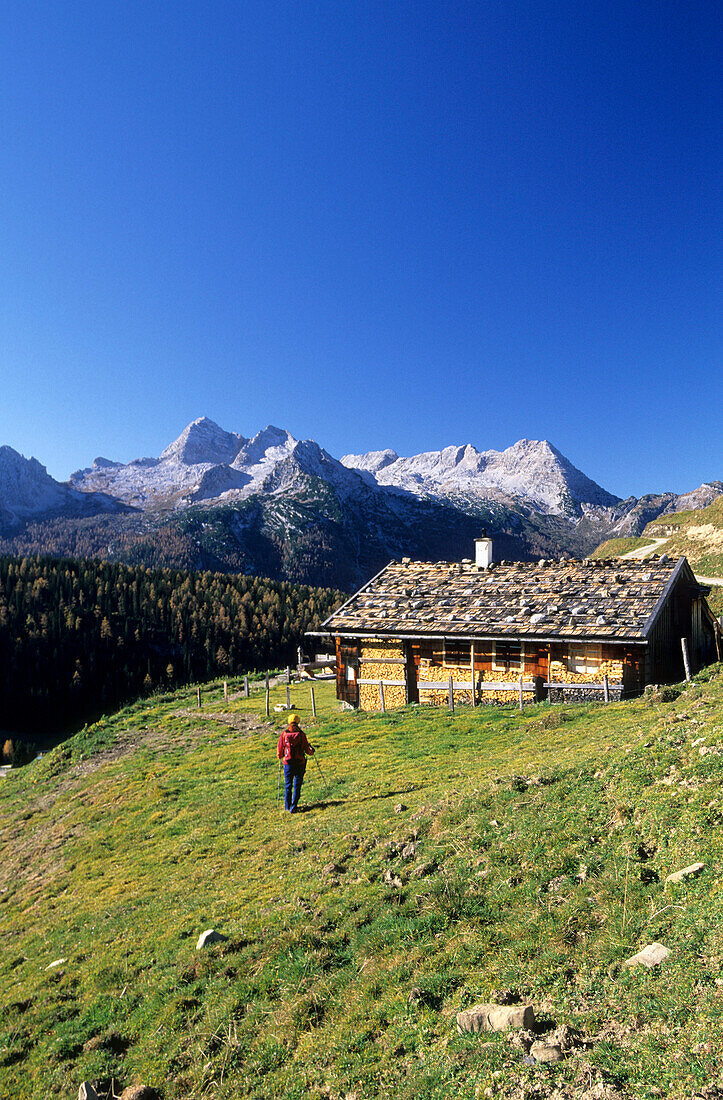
[196,929,227,950]
[665,862,705,884]
[410,860,437,879]
[120,1088,160,1100]
[624,942,670,969]
[78,1085,99,1100]
[46,958,66,970]
[394,803,408,813]
[456,1003,535,1035]
[529,1040,563,1063]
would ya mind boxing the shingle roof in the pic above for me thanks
[322,556,690,642]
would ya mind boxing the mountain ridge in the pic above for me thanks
[1,418,721,589]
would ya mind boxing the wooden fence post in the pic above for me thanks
[223,680,228,701]
[286,685,291,709]
[310,685,316,718]
[197,686,202,709]
[286,665,291,684]
[603,675,610,703]
[378,680,386,713]
[518,676,523,711]
[265,688,270,717]
[681,637,692,682]
[448,676,454,713]
[244,674,249,698]
[470,643,476,707]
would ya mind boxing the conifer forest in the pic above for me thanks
[0,556,343,737]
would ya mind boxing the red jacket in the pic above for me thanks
[277,723,315,764]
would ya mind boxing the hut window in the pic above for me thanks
[567,644,600,674]
[493,641,522,671]
[442,640,469,668]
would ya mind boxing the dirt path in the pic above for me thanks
[617,536,723,588]
[619,537,670,560]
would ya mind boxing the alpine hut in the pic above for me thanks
[314,538,721,710]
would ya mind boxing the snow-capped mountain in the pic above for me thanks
[70,419,367,509]
[341,438,619,516]
[2,418,722,589]
[0,445,125,529]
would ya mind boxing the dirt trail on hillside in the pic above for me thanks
[619,537,670,559]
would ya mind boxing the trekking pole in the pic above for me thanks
[276,761,282,807]
[313,753,330,794]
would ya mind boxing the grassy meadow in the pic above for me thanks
[3,669,723,1098]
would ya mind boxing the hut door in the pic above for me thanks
[529,644,549,701]
[338,643,360,707]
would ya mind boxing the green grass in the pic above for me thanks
[3,670,723,1098]
[589,537,659,559]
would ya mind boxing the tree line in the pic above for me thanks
[0,555,343,736]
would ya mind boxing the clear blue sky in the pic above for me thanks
[0,1,720,498]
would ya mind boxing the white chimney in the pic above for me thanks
[475,536,493,569]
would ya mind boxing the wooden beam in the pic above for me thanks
[358,657,407,665]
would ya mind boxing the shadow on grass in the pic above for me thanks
[296,784,432,814]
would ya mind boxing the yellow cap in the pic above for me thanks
[289,713,300,724]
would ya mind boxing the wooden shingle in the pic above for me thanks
[323,557,687,642]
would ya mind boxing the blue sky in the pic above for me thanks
[0,1,720,498]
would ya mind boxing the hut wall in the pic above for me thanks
[549,657,624,684]
[478,668,536,705]
[418,659,475,706]
[358,641,407,710]
[417,655,535,706]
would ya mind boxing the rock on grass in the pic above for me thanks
[456,1002,535,1035]
[196,929,226,950]
[624,942,670,968]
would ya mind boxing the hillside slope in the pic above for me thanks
[591,497,723,616]
[2,670,723,1098]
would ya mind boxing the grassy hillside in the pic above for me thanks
[592,498,723,616]
[588,537,661,559]
[3,670,723,1099]
[642,496,723,576]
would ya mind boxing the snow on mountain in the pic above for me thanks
[231,426,298,484]
[256,437,372,502]
[69,421,364,511]
[3,421,723,587]
[160,417,246,466]
[13,418,723,566]
[71,417,247,508]
[341,449,399,475]
[0,445,122,527]
[341,439,620,516]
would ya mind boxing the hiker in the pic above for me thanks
[277,713,315,813]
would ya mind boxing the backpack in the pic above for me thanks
[285,727,305,763]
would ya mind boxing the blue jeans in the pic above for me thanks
[284,761,306,812]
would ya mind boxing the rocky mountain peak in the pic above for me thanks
[0,445,123,526]
[160,417,245,466]
[233,425,297,468]
[340,437,619,515]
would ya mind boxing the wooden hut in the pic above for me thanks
[312,540,720,710]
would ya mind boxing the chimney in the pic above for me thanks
[475,534,493,569]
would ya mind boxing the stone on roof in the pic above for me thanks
[322,557,685,642]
